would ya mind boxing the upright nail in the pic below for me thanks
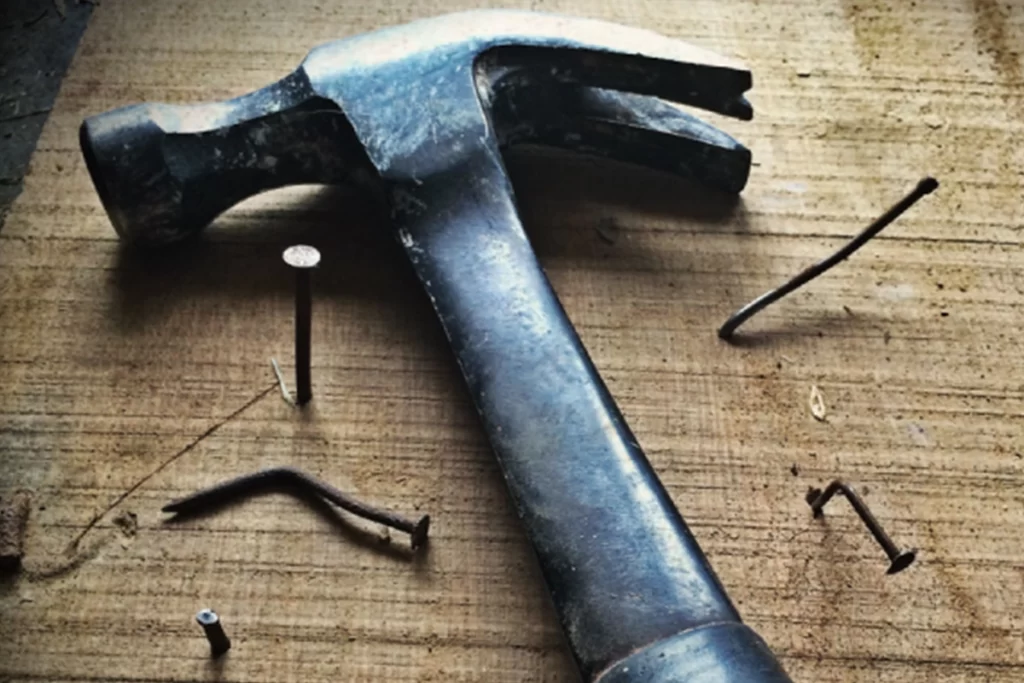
[196,608,231,657]
[282,245,321,406]
[806,480,917,575]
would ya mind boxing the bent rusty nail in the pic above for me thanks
[806,480,916,575]
[164,466,430,550]
[719,177,939,340]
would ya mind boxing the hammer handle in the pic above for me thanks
[395,150,791,683]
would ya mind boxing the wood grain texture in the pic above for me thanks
[1,0,1022,681]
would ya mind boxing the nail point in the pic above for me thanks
[412,515,431,550]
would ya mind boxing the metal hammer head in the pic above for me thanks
[80,10,752,245]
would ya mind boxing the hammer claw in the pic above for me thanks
[495,84,751,193]
[482,46,752,122]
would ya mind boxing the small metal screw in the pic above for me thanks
[283,245,321,406]
[195,608,231,657]
[806,480,916,574]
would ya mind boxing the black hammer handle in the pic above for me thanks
[393,147,792,683]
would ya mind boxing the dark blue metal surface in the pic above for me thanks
[596,623,793,683]
[79,11,791,682]
[384,152,745,678]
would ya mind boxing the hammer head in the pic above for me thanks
[80,10,752,245]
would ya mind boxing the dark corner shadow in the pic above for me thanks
[718,308,891,349]
[162,484,423,564]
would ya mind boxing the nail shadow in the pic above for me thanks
[508,148,750,266]
[508,147,746,224]
[720,309,891,349]
[202,652,229,681]
[109,184,423,331]
[295,491,423,563]
[163,484,422,563]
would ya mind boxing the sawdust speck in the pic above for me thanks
[809,385,828,422]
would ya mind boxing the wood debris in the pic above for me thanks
[112,510,138,538]
[809,385,827,422]
[271,357,294,404]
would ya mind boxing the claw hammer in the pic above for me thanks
[80,11,793,682]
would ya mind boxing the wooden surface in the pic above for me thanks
[1,1,1022,681]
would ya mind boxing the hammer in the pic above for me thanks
[80,11,792,683]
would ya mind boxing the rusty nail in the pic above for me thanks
[164,467,430,551]
[719,177,939,340]
[196,608,231,657]
[806,480,916,574]
[283,245,320,405]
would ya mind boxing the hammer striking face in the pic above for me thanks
[81,11,793,683]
